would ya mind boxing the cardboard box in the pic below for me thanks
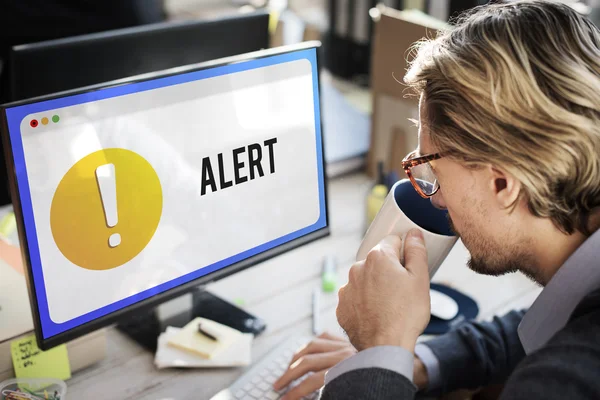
[367,6,449,178]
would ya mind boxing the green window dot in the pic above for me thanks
[52,115,60,123]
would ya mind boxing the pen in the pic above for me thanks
[197,323,219,341]
[312,287,321,335]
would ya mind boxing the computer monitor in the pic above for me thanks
[0,42,328,350]
[7,11,270,102]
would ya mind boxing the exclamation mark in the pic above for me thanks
[95,163,121,248]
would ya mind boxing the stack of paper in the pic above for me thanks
[154,318,253,369]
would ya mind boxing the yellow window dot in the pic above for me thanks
[41,117,49,125]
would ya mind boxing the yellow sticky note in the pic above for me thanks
[11,335,71,380]
[0,211,16,237]
[268,11,280,36]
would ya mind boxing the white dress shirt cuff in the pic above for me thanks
[324,345,414,385]
[414,343,442,391]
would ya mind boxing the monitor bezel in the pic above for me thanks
[7,9,271,102]
[0,41,330,350]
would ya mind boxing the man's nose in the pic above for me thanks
[430,190,447,210]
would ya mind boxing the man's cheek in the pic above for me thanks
[446,211,459,236]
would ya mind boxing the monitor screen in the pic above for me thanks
[1,44,328,349]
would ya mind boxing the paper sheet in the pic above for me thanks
[155,326,252,369]
[166,317,244,359]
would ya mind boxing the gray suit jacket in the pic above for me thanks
[320,288,600,399]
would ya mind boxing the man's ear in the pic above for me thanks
[488,166,521,208]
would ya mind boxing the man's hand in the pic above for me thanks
[336,229,431,352]
[273,332,356,400]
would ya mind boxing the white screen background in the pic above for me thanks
[19,59,322,323]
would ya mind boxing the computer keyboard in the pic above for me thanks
[210,335,319,400]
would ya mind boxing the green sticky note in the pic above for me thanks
[11,335,71,381]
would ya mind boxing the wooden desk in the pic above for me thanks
[66,172,541,399]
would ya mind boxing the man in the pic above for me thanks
[273,0,600,398]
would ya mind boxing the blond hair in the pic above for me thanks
[405,0,600,235]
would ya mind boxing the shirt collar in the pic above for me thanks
[518,228,600,354]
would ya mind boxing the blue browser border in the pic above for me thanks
[4,48,326,339]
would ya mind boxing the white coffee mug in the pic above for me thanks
[356,179,458,279]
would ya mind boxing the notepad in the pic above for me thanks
[155,326,252,369]
[11,334,71,380]
[166,317,243,359]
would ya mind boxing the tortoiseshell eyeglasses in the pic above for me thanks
[401,150,443,198]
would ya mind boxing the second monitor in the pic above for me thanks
[0,11,270,208]
[8,11,271,102]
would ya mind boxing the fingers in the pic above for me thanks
[274,350,351,391]
[403,229,429,278]
[288,338,350,367]
[371,234,403,262]
[280,370,326,400]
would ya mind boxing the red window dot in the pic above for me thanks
[30,119,38,128]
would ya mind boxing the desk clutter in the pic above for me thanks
[154,318,254,369]
[0,378,67,400]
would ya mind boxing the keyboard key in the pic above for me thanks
[222,337,314,400]
[268,363,280,372]
[265,391,280,400]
